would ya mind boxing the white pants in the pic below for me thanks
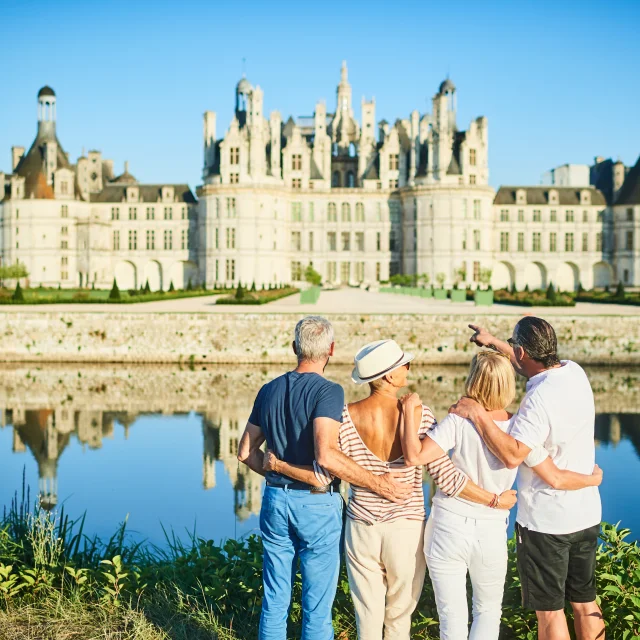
[424,506,508,640]
[346,518,426,640]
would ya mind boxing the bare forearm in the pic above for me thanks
[458,479,496,505]
[534,460,599,491]
[241,449,266,477]
[320,449,382,494]
[399,409,423,464]
[274,460,324,487]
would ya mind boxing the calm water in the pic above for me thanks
[1,364,639,546]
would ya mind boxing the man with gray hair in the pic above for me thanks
[238,316,412,640]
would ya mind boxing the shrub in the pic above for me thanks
[304,265,322,287]
[144,280,151,294]
[546,282,556,302]
[235,283,245,300]
[12,281,24,302]
[108,279,120,301]
[168,281,175,292]
[615,281,625,298]
[186,278,193,291]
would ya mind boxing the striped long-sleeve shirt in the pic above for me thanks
[314,404,468,525]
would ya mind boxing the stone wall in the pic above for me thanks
[0,312,639,366]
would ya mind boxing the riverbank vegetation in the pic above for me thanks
[1,489,639,639]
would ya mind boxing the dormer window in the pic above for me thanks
[469,149,477,166]
[516,189,527,205]
[580,190,591,205]
[549,189,558,205]
[162,186,174,202]
[126,187,139,203]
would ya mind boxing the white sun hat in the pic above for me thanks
[351,339,415,385]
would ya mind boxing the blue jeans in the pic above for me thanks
[259,485,343,640]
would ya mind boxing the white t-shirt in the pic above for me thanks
[428,414,545,521]
[512,360,602,535]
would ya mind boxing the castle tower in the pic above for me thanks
[432,78,457,180]
[37,87,58,184]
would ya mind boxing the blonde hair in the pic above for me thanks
[465,351,516,411]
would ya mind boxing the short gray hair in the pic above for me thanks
[294,316,334,362]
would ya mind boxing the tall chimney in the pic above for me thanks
[12,146,25,171]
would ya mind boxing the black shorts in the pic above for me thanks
[515,522,600,611]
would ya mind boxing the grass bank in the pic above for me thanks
[1,488,639,639]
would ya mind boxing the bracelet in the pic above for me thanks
[488,493,499,508]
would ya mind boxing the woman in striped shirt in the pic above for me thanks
[263,340,517,639]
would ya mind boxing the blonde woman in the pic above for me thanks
[400,351,602,640]
[264,340,519,640]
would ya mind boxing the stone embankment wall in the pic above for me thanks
[0,312,639,365]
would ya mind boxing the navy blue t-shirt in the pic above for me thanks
[249,371,344,487]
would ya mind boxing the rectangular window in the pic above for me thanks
[355,262,365,282]
[355,202,365,222]
[327,261,337,281]
[500,209,509,222]
[146,229,155,250]
[60,181,68,195]
[291,231,301,251]
[164,207,173,220]
[533,209,541,222]
[389,201,401,223]
[376,232,381,251]
[550,209,557,222]
[309,231,314,251]
[469,148,477,166]
[113,230,120,250]
[291,261,302,281]
[61,226,68,236]
[164,229,173,250]
[582,232,589,252]
[565,232,574,252]
[473,261,480,282]
[583,210,589,223]
[566,210,574,222]
[473,200,481,219]
[308,203,314,222]
[627,208,634,222]
[328,203,337,222]
[532,232,541,252]
[518,209,524,222]
[376,202,382,221]
[291,154,302,171]
[146,207,155,220]
[215,259,219,281]
[61,205,69,218]
[229,173,239,184]
[225,259,235,280]
[469,175,476,185]
[550,232,557,252]
[181,206,187,220]
[341,232,350,251]
[389,179,398,189]
[230,147,239,165]
[225,228,236,249]
[341,203,351,222]
[389,229,398,252]
[226,198,236,217]
[596,232,602,251]
[60,240,68,249]
[517,232,524,252]
[462,229,467,251]
[626,231,634,251]
[129,207,137,220]
[182,229,188,250]
[389,154,399,170]
[500,232,509,252]
[327,232,337,251]
[128,230,137,250]
[356,232,364,252]
[376,262,381,281]
[292,202,302,222]
[473,229,481,250]
[61,256,68,266]
[292,178,302,190]
[61,271,68,280]
[340,262,350,283]
[215,228,219,249]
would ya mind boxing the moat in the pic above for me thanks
[1,363,639,544]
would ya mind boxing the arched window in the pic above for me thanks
[347,171,355,188]
[332,171,341,188]
[341,203,351,222]
[348,142,356,158]
[355,202,365,222]
[328,202,337,222]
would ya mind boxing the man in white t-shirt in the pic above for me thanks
[450,316,604,640]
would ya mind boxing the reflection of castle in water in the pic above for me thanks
[4,406,263,520]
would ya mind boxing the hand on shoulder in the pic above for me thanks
[448,396,485,421]
[399,392,421,412]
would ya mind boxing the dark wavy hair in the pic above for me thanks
[514,317,560,368]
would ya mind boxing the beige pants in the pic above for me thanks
[345,518,426,640]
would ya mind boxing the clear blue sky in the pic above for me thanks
[2,0,638,190]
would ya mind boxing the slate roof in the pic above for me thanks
[38,86,55,98]
[494,186,607,206]
[614,156,640,206]
[89,184,196,204]
[362,154,380,180]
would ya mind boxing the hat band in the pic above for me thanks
[356,353,407,382]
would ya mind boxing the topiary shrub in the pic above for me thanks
[144,280,151,294]
[169,281,175,292]
[186,278,193,291]
[235,283,245,300]
[109,279,121,301]
[12,281,24,302]
[615,281,625,298]
[546,282,556,302]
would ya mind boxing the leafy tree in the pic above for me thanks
[12,281,24,302]
[436,272,446,288]
[169,281,175,292]
[304,265,322,287]
[479,268,493,291]
[0,262,29,286]
[108,279,121,301]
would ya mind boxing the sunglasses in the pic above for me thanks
[403,362,411,370]
[507,338,520,348]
